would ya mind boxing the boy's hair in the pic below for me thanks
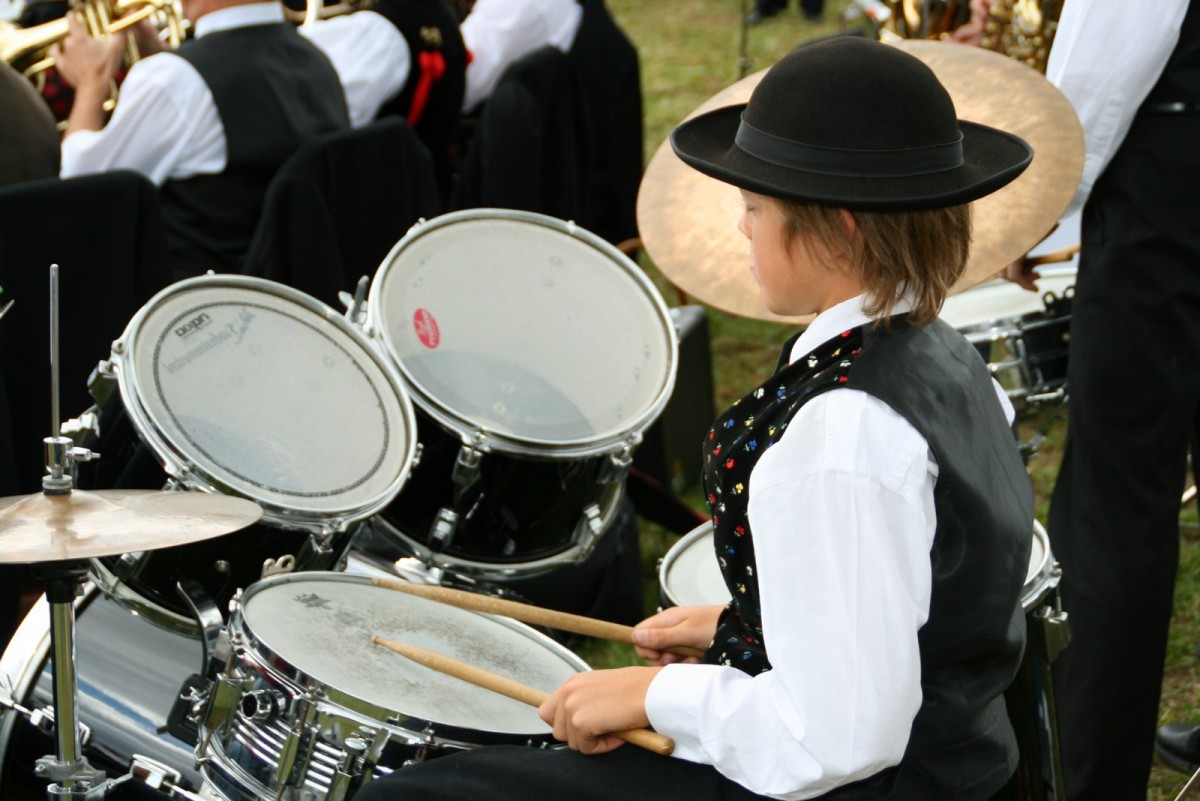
[775,200,973,326]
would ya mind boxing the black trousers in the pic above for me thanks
[1048,111,1200,800]
[353,744,769,801]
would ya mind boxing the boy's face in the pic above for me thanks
[736,190,861,318]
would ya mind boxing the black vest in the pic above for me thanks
[702,318,1033,800]
[1143,0,1200,108]
[160,24,349,278]
[371,0,466,199]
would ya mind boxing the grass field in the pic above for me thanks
[592,2,1200,798]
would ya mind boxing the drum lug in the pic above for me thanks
[566,503,605,564]
[276,690,321,790]
[599,437,639,484]
[452,437,486,487]
[428,507,460,553]
[261,554,297,579]
[1037,606,1071,663]
[327,736,369,801]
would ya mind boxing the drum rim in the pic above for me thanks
[227,571,590,735]
[111,274,419,531]
[941,263,1076,332]
[367,209,679,460]
[1022,519,1059,612]
[657,520,725,609]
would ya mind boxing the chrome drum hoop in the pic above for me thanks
[108,273,418,532]
[199,572,588,801]
[366,209,678,461]
[657,521,728,610]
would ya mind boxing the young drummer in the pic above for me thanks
[357,35,1035,801]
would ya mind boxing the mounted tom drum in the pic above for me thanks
[367,209,677,578]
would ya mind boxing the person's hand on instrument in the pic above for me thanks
[52,12,125,93]
[128,16,166,57]
[997,256,1041,292]
[632,604,723,666]
[948,0,994,46]
[538,666,661,755]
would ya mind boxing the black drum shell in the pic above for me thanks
[379,406,621,564]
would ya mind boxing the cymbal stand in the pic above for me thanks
[31,264,106,799]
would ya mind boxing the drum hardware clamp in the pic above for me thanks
[427,507,461,552]
[339,275,371,328]
[452,435,488,487]
[327,737,369,801]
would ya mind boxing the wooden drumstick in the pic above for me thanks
[370,578,706,660]
[370,636,675,756]
[1024,243,1080,268]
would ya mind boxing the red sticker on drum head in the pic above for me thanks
[413,308,440,349]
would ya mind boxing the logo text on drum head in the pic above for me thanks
[413,308,440,349]
[175,312,212,338]
[294,592,331,609]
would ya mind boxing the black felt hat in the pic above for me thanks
[670,36,1033,211]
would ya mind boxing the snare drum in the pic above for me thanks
[940,265,1075,412]
[367,210,677,577]
[79,275,418,632]
[198,572,588,801]
[657,522,728,609]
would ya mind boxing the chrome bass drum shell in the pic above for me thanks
[366,210,677,577]
[199,572,588,801]
[81,274,418,632]
[0,586,205,800]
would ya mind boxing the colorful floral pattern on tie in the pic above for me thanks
[701,327,866,675]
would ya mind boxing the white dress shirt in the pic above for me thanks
[646,296,1015,800]
[459,0,582,112]
[1046,0,1188,215]
[301,10,410,128]
[60,3,293,185]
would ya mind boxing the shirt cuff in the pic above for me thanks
[645,662,729,764]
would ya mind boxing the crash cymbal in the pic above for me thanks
[0,489,263,563]
[637,39,1085,324]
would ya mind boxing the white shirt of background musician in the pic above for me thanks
[300,10,410,128]
[459,0,581,113]
[645,295,1015,799]
[60,3,285,186]
[1047,0,1188,216]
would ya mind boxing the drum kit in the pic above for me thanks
[0,210,679,799]
[1,35,1091,801]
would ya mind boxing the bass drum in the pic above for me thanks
[367,209,677,578]
[78,274,418,633]
[0,586,204,800]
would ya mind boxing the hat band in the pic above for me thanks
[735,118,964,178]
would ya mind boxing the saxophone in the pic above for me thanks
[979,0,1064,74]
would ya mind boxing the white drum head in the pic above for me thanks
[940,265,1076,331]
[1022,520,1054,611]
[661,523,729,608]
[370,211,676,454]
[239,574,585,734]
[118,277,415,523]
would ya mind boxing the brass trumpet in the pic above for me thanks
[1,0,186,125]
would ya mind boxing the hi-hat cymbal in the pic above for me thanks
[637,39,1085,324]
[0,489,263,563]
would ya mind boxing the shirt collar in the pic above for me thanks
[194,2,285,38]
[788,293,915,365]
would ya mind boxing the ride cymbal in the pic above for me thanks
[637,39,1085,323]
[0,489,263,563]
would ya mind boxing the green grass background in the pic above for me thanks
[575,3,1200,798]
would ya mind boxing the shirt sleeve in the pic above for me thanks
[459,0,581,112]
[1046,0,1188,215]
[300,11,410,128]
[645,389,936,800]
[60,52,224,186]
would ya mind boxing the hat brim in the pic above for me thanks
[670,104,1033,211]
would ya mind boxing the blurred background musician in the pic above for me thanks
[1030,2,1200,798]
[53,0,350,279]
[301,0,466,201]
[0,61,59,187]
[457,0,580,114]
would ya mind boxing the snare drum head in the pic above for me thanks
[239,574,585,735]
[118,277,415,519]
[940,265,1076,331]
[661,523,729,608]
[1021,520,1054,611]
[370,211,676,450]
